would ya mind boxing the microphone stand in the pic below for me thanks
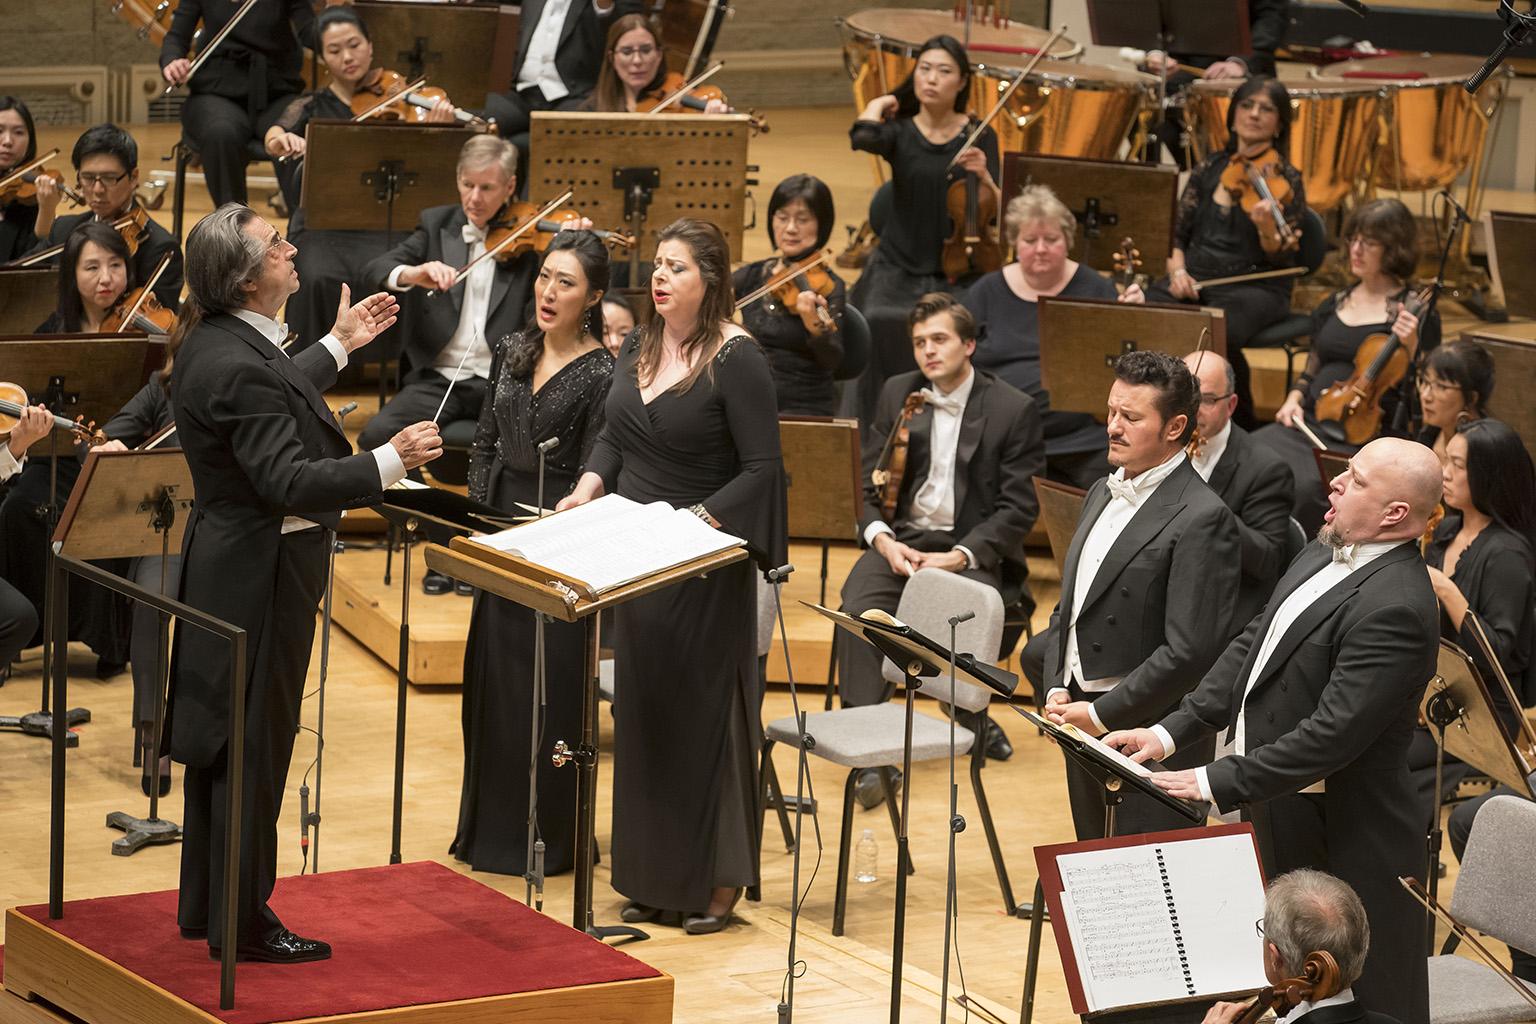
[938,610,975,1024]
[1395,191,1468,436]
[1465,1,1534,95]
[523,434,559,909]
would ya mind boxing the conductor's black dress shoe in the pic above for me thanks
[210,928,331,963]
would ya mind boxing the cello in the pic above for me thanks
[1228,950,1343,1024]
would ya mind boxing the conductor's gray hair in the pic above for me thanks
[1263,869,1371,987]
[184,202,266,313]
[457,134,518,182]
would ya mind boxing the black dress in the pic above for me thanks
[965,263,1113,488]
[731,259,846,416]
[0,196,38,263]
[452,340,614,876]
[848,116,999,428]
[586,332,787,914]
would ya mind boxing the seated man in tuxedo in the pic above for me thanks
[27,123,183,311]
[1203,869,1401,1024]
[1108,437,1444,1024]
[361,134,543,594]
[839,293,1044,804]
[1022,350,1241,839]
[0,403,51,682]
[1184,349,1296,628]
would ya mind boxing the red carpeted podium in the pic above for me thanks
[0,861,672,1024]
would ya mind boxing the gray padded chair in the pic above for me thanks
[1429,795,1536,1023]
[761,569,1014,935]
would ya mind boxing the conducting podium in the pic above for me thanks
[424,494,750,938]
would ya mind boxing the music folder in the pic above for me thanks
[1022,709,1207,824]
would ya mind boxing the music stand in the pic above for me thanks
[426,531,750,943]
[1031,477,1087,578]
[805,602,1017,1024]
[0,266,59,334]
[0,333,164,745]
[300,121,474,237]
[1486,210,1536,320]
[1086,0,1252,60]
[528,111,752,285]
[1002,155,1179,277]
[1038,297,1228,417]
[344,1,512,108]
[1313,448,1350,489]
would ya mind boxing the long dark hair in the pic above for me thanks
[505,230,611,377]
[891,35,972,118]
[592,14,667,113]
[0,96,37,173]
[316,4,370,41]
[56,221,133,332]
[1427,339,1494,421]
[1457,417,1536,550]
[766,173,835,252]
[1225,76,1293,159]
[636,218,738,395]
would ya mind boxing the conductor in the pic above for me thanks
[166,203,442,962]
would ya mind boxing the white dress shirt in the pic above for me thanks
[1050,450,1187,731]
[0,441,22,482]
[387,224,495,382]
[1278,987,1356,1023]
[229,308,406,532]
[863,367,978,569]
[515,0,577,99]
[1190,420,1232,483]
[1153,540,1399,802]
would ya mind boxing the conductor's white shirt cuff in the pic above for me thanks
[387,266,410,292]
[1194,766,1215,804]
[320,333,347,370]
[1150,724,1177,760]
[372,442,406,489]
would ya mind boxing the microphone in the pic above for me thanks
[1466,2,1534,94]
[1439,188,1473,225]
[299,783,311,861]
[535,436,558,518]
[336,401,358,428]
[767,563,795,582]
[536,436,559,454]
[948,610,976,626]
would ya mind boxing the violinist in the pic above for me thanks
[36,221,134,334]
[159,0,315,208]
[590,14,729,115]
[1146,76,1305,428]
[730,174,846,416]
[0,96,52,262]
[848,34,999,429]
[1200,870,1399,1024]
[1415,340,1491,465]
[838,294,1042,806]
[24,124,182,312]
[0,402,50,684]
[1253,199,1429,535]
[264,6,458,348]
[600,293,636,355]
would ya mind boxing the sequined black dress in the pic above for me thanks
[451,340,614,875]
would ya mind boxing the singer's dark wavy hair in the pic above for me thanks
[504,230,610,378]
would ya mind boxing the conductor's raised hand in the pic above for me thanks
[400,261,458,292]
[1102,727,1166,764]
[331,284,400,353]
[389,421,442,470]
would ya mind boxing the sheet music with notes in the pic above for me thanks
[474,493,745,595]
[1056,832,1266,1011]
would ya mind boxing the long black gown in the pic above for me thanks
[586,332,787,915]
[452,340,614,875]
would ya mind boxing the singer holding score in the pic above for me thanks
[452,231,615,878]
[166,203,442,964]
[558,219,786,934]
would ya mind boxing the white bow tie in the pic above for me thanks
[1331,544,1358,570]
[920,387,964,414]
[1106,474,1140,506]
[462,223,486,245]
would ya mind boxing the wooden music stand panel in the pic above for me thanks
[52,449,195,561]
[1486,210,1536,320]
[1037,297,1227,417]
[1460,325,1536,465]
[1032,476,1086,576]
[527,112,752,261]
[1312,448,1350,489]
[344,1,511,109]
[0,334,164,442]
[0,267,60,335]
[1424,640,1535,798]
[1001,154,1179,277]
[300,121,477,232]
[780,416,862,542]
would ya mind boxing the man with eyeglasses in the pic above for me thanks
[1183,350,1296,629]
[27,123,183,311]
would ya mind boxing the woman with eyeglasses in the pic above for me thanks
[731,174,847,416]
[1144,76,1306,428]
[25,123,182,312]
[589,15,730,115]
[1415,340,1492,465]
[1253,198,1433,534]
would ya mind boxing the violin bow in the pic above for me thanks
[1399,876,1536,1011]
[438,190,574,292]
[0,149,86,205]
[352,77,430,123]
[643,61,726,116]
[9,215,137,268]
[1190,265,1307,290]
[161,0,263,97]
[117,253,174,331]
[733,251,832,311]
[945,24,1067,171]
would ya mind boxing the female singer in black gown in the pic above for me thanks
[1145,76,1305,428]
[0,96,44,261]
[263,6,459,349]
[731,174,846,416]
[848,34,999,426]
[560,218,787,933]
[453,231,615,875]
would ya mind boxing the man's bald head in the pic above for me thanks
[1321,438,1443,546]
[1182,350,1237,438]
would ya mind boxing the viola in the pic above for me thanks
[942,166,1002,284]
[870,392,928,523]
[351,70,490,130]
[1230,950,1342,1024]
[0,381,107,447]
[1313,286,1431,446]
[1220,144,1299,252]
[0,150,85,208]
[636,68,769,133]
[735,251,837,333]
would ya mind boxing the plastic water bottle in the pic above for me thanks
[855,829,879,883]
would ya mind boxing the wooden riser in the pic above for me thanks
[331,546,472,686]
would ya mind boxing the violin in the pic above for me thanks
[8,210,143,269]
[735,251,837,334]
[350,69,490,130]
[0,150,86,208]
[101,253,177,335]
[1112,236,1145,294]
[432,191,576,293]
[636,67,769,133]
[1313,286,1431,447]
[1220,145,1299,252]
[484,201,634,262]
[870,392,928,522]
[1230,950,1342,1024]
[0,381,107,447]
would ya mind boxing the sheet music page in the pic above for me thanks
[1061,724,1154,778]
[1057,845,1187,1010]
[1155,833,1268,995]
